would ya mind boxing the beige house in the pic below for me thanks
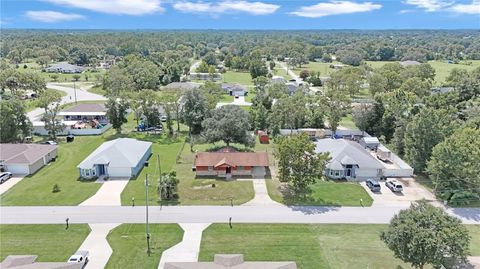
[1,255,81,269]
[0,144,57,175]
[164,254,297,269]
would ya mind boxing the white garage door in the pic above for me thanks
[107,167,132,178]
[6,164,30,175]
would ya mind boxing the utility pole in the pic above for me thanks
[145,174,151,256]
[73,80,78,104]
[157,154,161,177]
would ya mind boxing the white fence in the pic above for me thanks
[33,124,112,136]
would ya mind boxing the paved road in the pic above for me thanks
[2,205,479,224]
[28,83,107,121]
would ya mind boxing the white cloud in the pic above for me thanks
[44,0,164,15]
[25,10,85,22]
[403,0,453,12]
[399,9,416,13]
[290,1,382,18]
[450,0,480,14]
[172,1,280,15]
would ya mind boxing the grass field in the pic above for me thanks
[200,224,413,269]
[266,179,372,206]
[14,62,105,83]
[0,136,105,206]
[22,88,67,112]
[87,85,107,95]
[0,224,90,262]
[222,71,253,85]
[292,61,342,76]
[272,67,292,80]
[339,114,358,130]
[105,224,183,269]
[219,94,234,103]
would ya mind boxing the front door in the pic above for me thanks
[346,168,352,177]
[98,165,105,176]
[226,166,232,174]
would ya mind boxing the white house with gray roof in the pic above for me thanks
[77,138,152,179]
[45,62,85,73]
[315,139,385,180]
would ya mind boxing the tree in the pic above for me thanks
[139,89,161,128]
[157,171,179,201]
[106,97,129,133]
[182,89,208,138]
[338,50,363,66]
[202,105,254,147]
[0,99,32,143]
[37,90,64,140]
[50,74,59,82]
[352,104,373,135]
[160,92,181,135]
[324,78,351,134]
[249,59,268,79]
[299,69,310,80]
[381,200,470,269]
[72,74,81,81]
[426,127,480,205]
[199,82,224,110]
[404,108,458,172]
[276,133,330,197]
[196,61,209,73]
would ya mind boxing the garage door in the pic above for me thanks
[107,167,132,178]
[6,164,29,175]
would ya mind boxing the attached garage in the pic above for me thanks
[0,144,57,176]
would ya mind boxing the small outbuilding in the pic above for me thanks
[359,136,380,150]
[0,144,57,175]
[77,138,152,179]
[258,131,269,144]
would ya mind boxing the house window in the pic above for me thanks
[238,166,244,170]
[85,169,90,176]
[335,170,340,177]
[329,170,334,176]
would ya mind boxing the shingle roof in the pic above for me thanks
[1,255,81,269]
[45,62,85,72]
[164,254,297,269]
[62,103,106,113]
[0,144,57,165]
[163,82,200,90]
[195,152,269,167]
[77,138,152,169]
[315,139,384,170]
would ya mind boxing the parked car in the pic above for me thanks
[67,250,89,268]
[0,172,13,184]
[234,94,239,99]
[161,116,167,122]
[386,179,403,192]
[366,179,381,192]
[42,140,58,145]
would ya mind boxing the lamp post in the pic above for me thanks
[145,174,151,256]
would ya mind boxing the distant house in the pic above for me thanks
[359,136,380,150]
[222,83,248,96]
[189,72,222,81]
[165,254,297,269]
[0,144,57,175]
[315,139,385,180]
[77,138,152,179]
[400,60,421,67]
[163,82,200,91]
[258,130,269,144]
[45,62,85,73]
[1,255,81,269]
[271,75,286,84]
[194,149,269,178]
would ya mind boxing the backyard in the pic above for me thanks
[105,224,183,269]
[222,71,253,85]
[14,62,105,83]
[200,224,480,269]
[0,224,91,262]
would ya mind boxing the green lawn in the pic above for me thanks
[272,67,292,80]
[0,136,105,206]
[88,85,107,96]
[14,62,105,83]
[200,224,413,269]
[106,224,183,269]
[469,225,480,255]
[339,114,358,130]
[23,88,67,112]
[0,224,90,262]
[292,61,342,76]
[219,94,234,103]
[267,179,372,207]
[222,71,253,85]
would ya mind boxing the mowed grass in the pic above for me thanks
[292,61,342,76]
[272,67,292,80]
[199,224,413,269]
[267,179,372,207]
[223,71,253,85]
[219,94,234,103]
[339,114,358,130]
[106,224,183,269]
[0,224,90,262]
[468,225,480,255]
[0,136,105,206]
[14,62,106,83]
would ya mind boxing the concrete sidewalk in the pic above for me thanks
[78,223,120,269]
[0,176,24,196]
[158,223,211,269]
[242,178,282,206]
[80,179,129,206]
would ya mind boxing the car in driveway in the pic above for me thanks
[42,140,58,145]
[386,179,403,193]
[366,179,381,192]
[0,172,13,184]
[67,250,89,268]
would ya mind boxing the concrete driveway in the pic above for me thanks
[0,176,24,196]
[361,178,438,206]
[216,96,252,108]
[79,178,129,206]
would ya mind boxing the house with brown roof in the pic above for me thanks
[164,254,297,269]
[194,150,269,178]
[1,255,82,269]
[0,144,57,175]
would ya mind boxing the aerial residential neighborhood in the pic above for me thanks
[1,1,480,269]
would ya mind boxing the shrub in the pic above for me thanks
[52,184,60,193]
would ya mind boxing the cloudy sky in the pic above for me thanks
[1,0,479,29]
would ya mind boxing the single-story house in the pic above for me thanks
[315,138,385,180]
[194,150,269,178]
[77,138,152,179]
[359,136,380,150]
[1,255,82,269]
[400,60,421,67]
[45,62,85,73]
[222,83,248,96]
[164,254,297,269]
[59,103,108,122]
[163,82,200,91]
[271,75,286,84]
[258,130,269,144]
[0,144,57,175]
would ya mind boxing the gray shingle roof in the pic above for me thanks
[164,254,297,269]
[77,138,152,169]
[0,144,57,165]
[315,139,384,170]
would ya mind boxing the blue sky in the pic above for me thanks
[1,0,479,29]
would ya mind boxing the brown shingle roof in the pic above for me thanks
[0,144,57,165]
[195,152,269,167]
